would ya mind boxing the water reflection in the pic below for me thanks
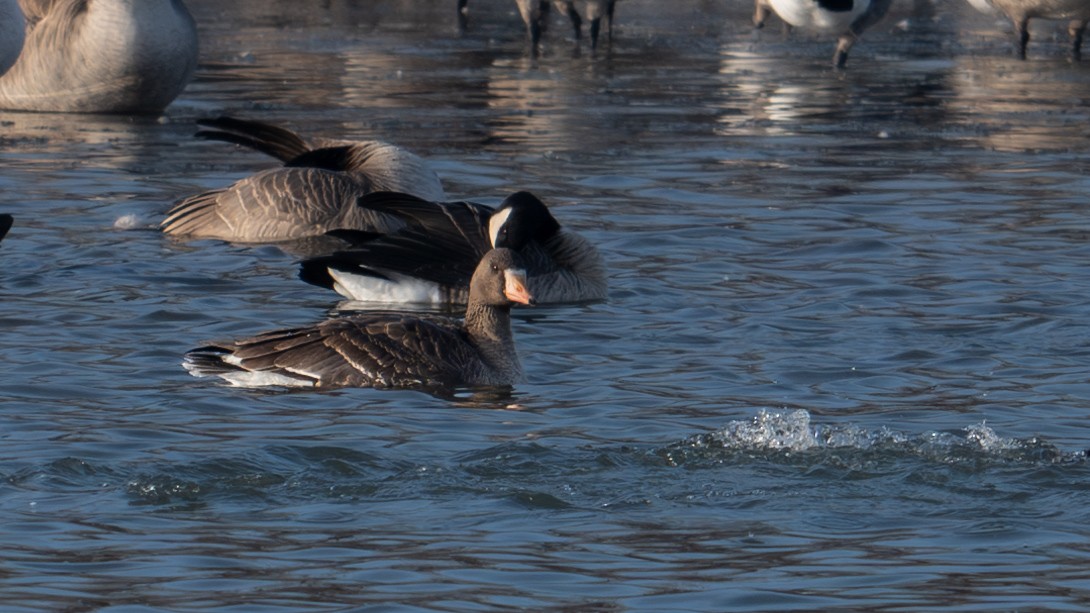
[5,0,1090,610]
[948,56,1090,152]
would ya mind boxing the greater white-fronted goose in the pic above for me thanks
[0,0,198,113]
[753,0,894,67]
[965,0,1089,59]
[0,0,24,76]
[183,248,535,390]
[0,214,12,243]
[299,191,607,306]
[161,117,446,244]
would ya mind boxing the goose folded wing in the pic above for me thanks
[284,145,363,173]
[162,167,390,240]
[195,116,312,163]
[355,191,493,247]
[225,314,477,389]
[305,223,486,289]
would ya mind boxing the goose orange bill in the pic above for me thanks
[503,269,535,306]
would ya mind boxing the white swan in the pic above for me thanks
[0,0,198,113]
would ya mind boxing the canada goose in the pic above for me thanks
[0,214,11,243]
[184,248,535,390]
[568,0,617,50]
[515,0,556,52]
[299,191,607,306]
[161,117,446,244]
[529,0,617,51]
[0,0,198,113]
[0,0,24,76]
[965,0,1089,59]
[458,0,584,54]
[753,0,894,67]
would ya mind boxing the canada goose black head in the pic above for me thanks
[488,191,561,250]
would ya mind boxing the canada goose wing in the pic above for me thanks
[300,221,488,293]
[161,167,403,242]
[283,147,446,204]
[194,119,444,199]
[195,116,312,163]
[188,313,477,389]
[357,191,493,245]
[0,214,11,243]
[284,145,360,172]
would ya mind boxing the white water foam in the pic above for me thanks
[670,409,1082,466]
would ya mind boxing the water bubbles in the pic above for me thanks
[964,422,1003,449]
[112,214,141,230]
[662,409,1083,469]
[707,408,819,452]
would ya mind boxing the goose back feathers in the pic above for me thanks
[0,0,198,113]
[162,117,446,243]
[299,191,607,306]
[184,248,534,390]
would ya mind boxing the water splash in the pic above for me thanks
[662,409,1084,468]
[113,214,142,230]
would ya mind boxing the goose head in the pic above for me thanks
[471,248,535,307]
[487,191,561,250]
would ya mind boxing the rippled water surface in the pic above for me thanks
[3,0,1090,609]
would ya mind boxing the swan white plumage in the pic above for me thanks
[0,0,198,113]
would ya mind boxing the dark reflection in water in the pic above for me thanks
[3,0,1090,610]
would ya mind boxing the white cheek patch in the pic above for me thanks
[489,207,514,247]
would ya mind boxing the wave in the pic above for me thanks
[660,409,1088,468]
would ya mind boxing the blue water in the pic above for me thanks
[3,0,1090,609]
